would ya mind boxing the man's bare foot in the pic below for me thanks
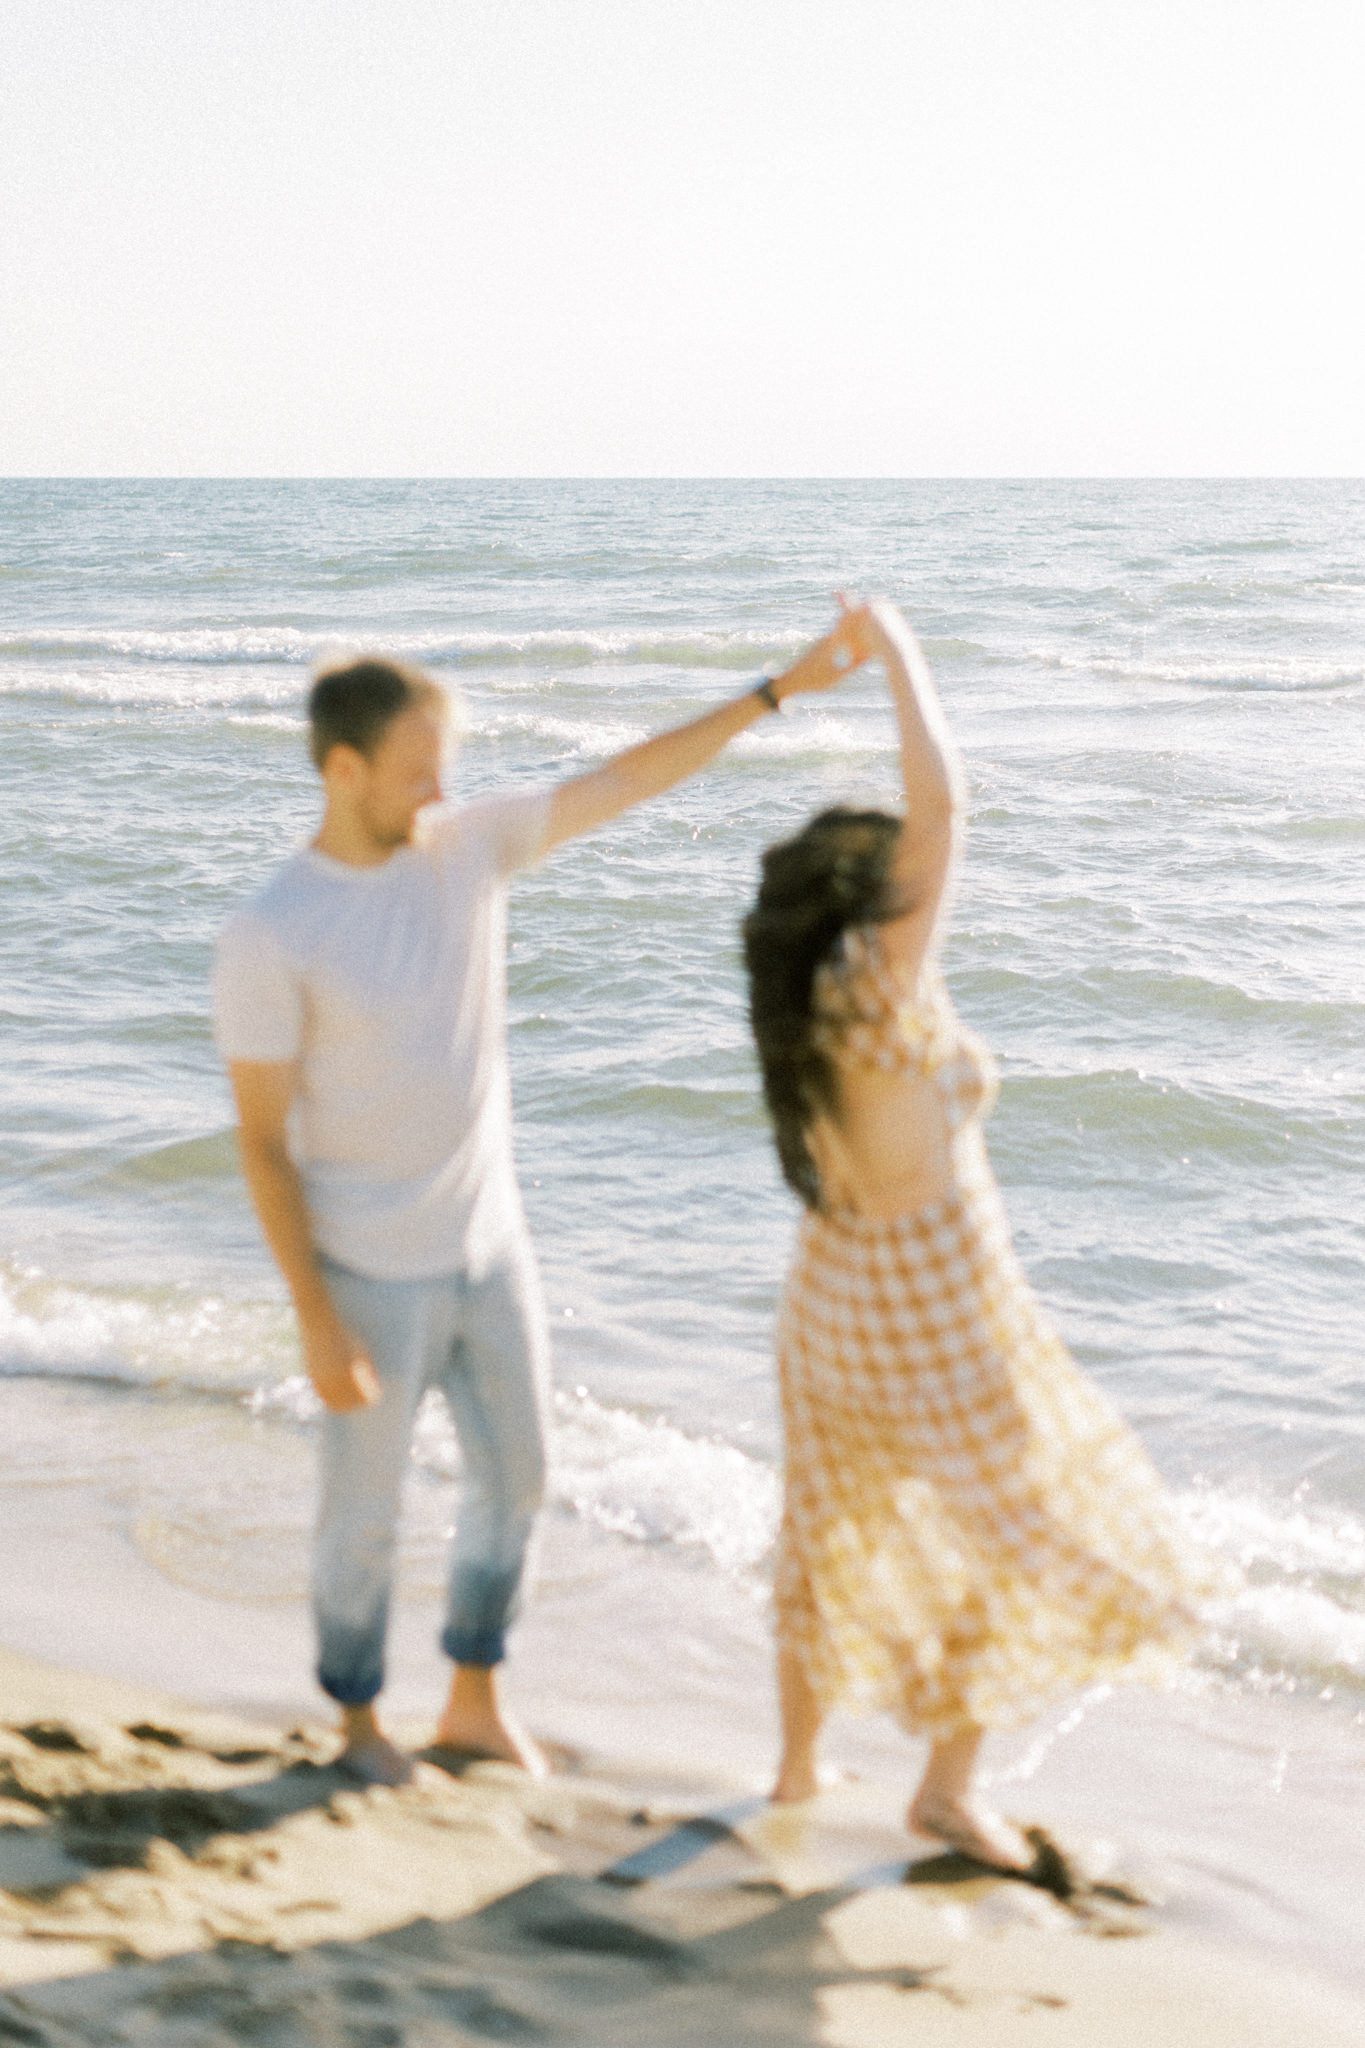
[432,1709,546,1775]
[336,1707,413,1788]
[908,1795,1033,1872]
[433,1666,546,1776]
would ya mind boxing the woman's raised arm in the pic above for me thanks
[847,600,965,978]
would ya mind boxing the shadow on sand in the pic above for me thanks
[0,1870,941,2047]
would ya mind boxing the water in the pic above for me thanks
[2,480,1363,1985]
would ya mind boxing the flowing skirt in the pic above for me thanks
[774,1173,1227,1739]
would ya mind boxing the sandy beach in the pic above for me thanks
[0,1646,1359,2047]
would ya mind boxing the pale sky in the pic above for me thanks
[3,0,1363,476]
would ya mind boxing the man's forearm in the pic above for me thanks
[544,684,770,849]
[237,1138,335,1330]
[543,613,863,852]
[580,688,766,808]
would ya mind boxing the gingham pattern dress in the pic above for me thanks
[774,927,1225,1739]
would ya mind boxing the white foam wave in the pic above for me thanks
[0,626,320,665]
[1027,646,1364,692]
[402,1384,780,1578]
[730,709,890,760]
[0,1271,292,1397]
[472,705,888,764]
[1180,1491,1365,1581]
[546,1387,780,1575]
[245,1379,780,1578]
[479,712,651,760]
[0,664,307,710]
[245,1372,322,1423]
[0,623,809,672]
[1216,1583,1365,1687]
[1181,1490,1365,1693]
[7,1265,1362,1693]
[0,1275,135,1382]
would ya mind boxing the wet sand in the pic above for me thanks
[0,1647,1359,2046]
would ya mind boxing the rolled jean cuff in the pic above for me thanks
[317,1631,386,1706]
[441,1623,506,1668]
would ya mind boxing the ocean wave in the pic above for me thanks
[730,709,889,761]
[549,1386,779,1576]
[994,1069,1362,1173]
[0,624,811,672]
[0,627,320,665]
[13,1261,1365,1695]
[1182,1490,1365,1587]
[967,961,1364,1049]
[1213,1583,1365,1692]
[479,712,651,760]
[0,665,307,710]
[0,1270,293,1397]
[109,1131,241,1186]
[475,704,887,764]
[1023,645,1365,693]
[251,1376,781,1580]
[1184,1490,1365,1695]
[6,1261,1362,1694]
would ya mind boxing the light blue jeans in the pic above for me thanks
[313,1242,550,1706]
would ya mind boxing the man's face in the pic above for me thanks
[354,704,449,847]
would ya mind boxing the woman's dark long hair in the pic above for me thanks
[742,807,905,1209]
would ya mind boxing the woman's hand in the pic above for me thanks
[769,605,869,702]
[836,596,924,676]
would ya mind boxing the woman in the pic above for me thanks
[744,600,1222,1870]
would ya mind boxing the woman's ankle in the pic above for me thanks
[771,1753,821,1803]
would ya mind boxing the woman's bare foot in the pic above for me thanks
[770,1757,852,1803]
[770,1756,821,1803]
[906,1724,1032,1872]
[433,1665,547,1776]
[337,1706,414,1788]
[908,1794,1033,1872]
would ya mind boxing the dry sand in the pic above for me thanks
[0,1646,1359,2046]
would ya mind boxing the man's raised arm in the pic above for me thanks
[542,612,864,854]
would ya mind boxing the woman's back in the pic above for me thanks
[805,927,998,1220]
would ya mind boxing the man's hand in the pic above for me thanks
[300,1309,382,1414]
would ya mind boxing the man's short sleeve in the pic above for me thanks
[430,790,552,879]
[213,912,304,1063]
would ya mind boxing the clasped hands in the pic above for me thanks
[773,595,917,700]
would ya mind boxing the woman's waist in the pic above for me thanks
[809,1119,994,1225]
[807,1160,1002,1240]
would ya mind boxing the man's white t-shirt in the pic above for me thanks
[212,790,550,1282]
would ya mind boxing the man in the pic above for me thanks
[213,621,859,1785]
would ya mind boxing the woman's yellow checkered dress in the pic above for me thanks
[774,929,1225,1739]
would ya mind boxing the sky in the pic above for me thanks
[2,0,1363,476]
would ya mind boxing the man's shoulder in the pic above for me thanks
[423,787,551,875]
[219,852,317,953]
